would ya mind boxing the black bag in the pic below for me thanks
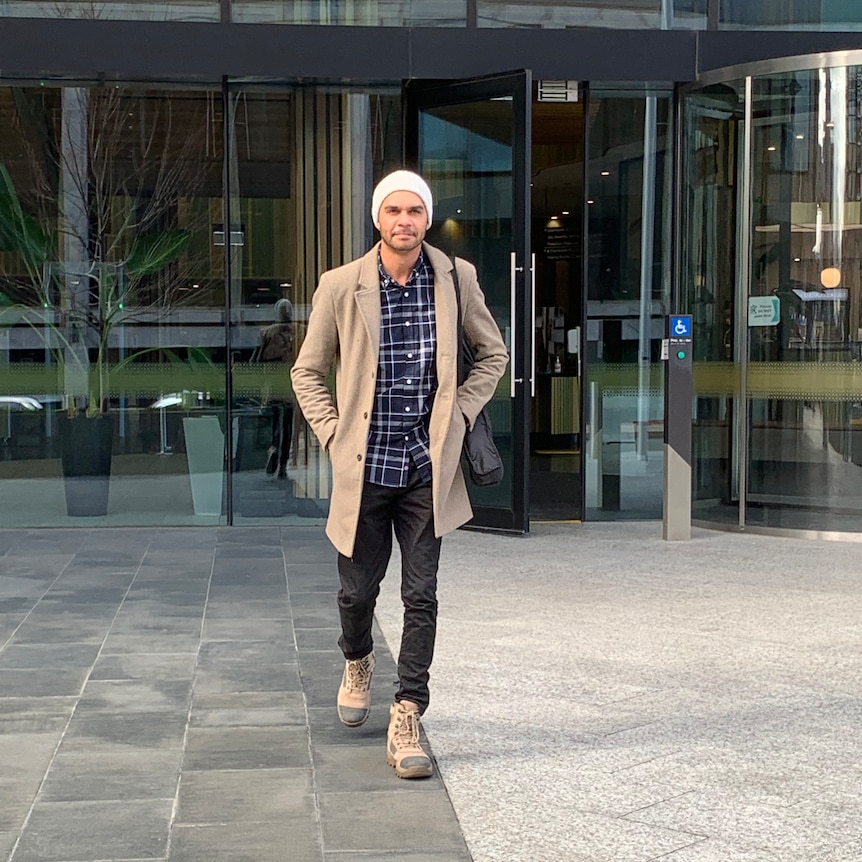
[451,258,504,487]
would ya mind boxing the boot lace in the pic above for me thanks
[391,707,420,750]
[346,656,373,692]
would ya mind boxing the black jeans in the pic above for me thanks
[268,402,293,477]
[337,466,441,714]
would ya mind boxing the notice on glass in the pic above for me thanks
[748,296,780,327]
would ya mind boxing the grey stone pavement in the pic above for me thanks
[2,521,862,861]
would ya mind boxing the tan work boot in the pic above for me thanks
[336,651,375,727]
[386,700,433,779]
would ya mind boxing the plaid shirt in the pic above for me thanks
[365,250,437,487]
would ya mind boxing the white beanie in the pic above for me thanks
[371,170,433,230]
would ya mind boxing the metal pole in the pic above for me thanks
[734,76,754,529]
[637,96,657,461]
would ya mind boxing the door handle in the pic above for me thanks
[531,252,536,398]
[510,252,517,398]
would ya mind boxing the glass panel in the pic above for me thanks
[583,87,673,520]
[230,0,695,27]
[745,68,862,530]
[231,0,466,25]
[420,98,516,515]
[0,84,224,526]
[530,99,584,521]
[0,1,219,21]
[477,0,676,28]
[226,86,402,524]
[684,81,745,526]
[672,0,707,29]
[720,0,862,30]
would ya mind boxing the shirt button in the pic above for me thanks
[405,407,411,412]
[406,379,412,384]
[405,321,411,327]
[407,353,413,359]
[403,291,409,297]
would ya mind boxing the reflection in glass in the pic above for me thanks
[720,0,862,30]
[0,0,218,21]
[0,84,224,526]
[230,0,695,28]
[583,89,673,520]
[684,80,744,526]
[226,87,402,524]
[420,99,515,511]
[686,63,862,533]
[746,67,862,530]
[232,0,465,25]
[478,0,675,28]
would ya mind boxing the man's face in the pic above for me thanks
[377,190,428,255]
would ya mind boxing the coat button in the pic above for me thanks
[363,412,368,419]
[357,454,362,461]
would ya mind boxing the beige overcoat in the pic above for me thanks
[291,242,509,558]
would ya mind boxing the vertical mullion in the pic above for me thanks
[466,0,477,27]
[708,0,720,30]
[221,77,234,524]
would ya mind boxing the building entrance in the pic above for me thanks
[409,81,674,529]
[530,97,585,522]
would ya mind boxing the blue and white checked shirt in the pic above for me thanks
[365,250,437,487]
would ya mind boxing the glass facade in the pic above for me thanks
[0,0,219,20]
[686,57,862,534]
[584,86,674,520]
[5,8,862,534]
[719,0,862,30]
[0,84,225,526]
[419,96,516,514]
[0,82,405,528]
[2,0,857,30]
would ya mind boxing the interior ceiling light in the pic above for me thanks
[821,266,842,288]
[601,171,610,176]
[767,145,777,152]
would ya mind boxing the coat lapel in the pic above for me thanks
[355,243,381,360]
[425,243,458,379]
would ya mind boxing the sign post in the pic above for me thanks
[662,315,692,540]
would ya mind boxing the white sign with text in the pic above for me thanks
[748,296,781,327]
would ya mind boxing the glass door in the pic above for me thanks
[406,72,532,532]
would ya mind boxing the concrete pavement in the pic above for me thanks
[2,521,862,861]
[376,522,862,862]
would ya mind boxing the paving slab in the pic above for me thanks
[11,799,173,862]
[175,768,313,824]
[168,821,321,862]
[39,750,183,803]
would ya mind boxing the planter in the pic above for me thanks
[60,415,114,517]
[183,415,225,516]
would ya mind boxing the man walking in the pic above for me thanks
[291,170,508,778]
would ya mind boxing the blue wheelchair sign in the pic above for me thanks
[670,315,692,339]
